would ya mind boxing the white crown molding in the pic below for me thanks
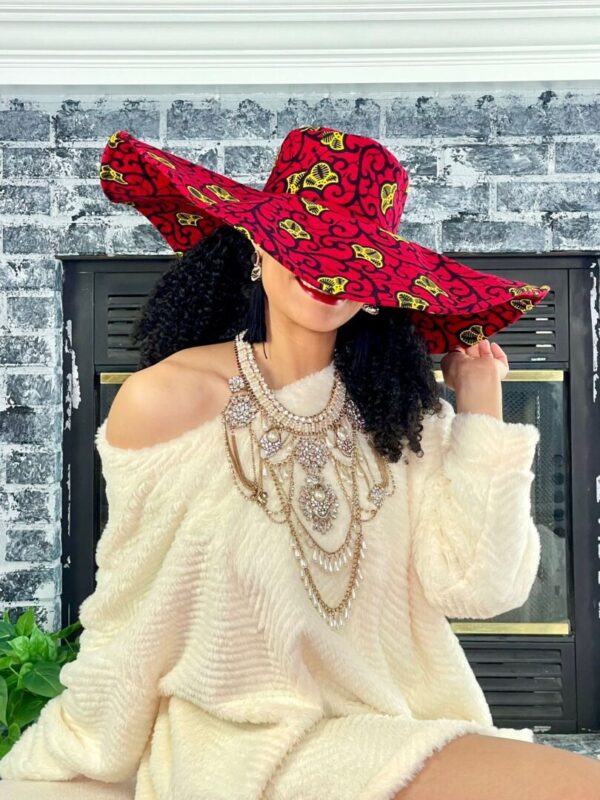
[1,1,599,85]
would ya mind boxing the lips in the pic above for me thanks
[295,276,346,305]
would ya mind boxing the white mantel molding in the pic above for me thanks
[1,1,600,86]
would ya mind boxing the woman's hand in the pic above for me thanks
[440,338,509,393]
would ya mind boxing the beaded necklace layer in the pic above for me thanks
[220,331,395,630]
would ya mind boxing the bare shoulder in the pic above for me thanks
[104,340,237,449]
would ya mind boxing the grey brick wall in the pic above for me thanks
[1,87,599,631]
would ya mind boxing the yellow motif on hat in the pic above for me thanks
[351,243,384,269]
[147,152,177,169]
[299,125,322,132]
[286,170,307,193]
[176,212,203,227]
[303,162,340,191]
[380,183,397,214]
[99,164,127,185]
[317,276,348,295]
[206,184,239,202]
[508,283,550,296]
[509,298,535,313]
[187,185,217,205]
[459,325,486,346]
[414,275,449,298]
[279,218,312,240]
[300,196,327,216]
[233,225,254,242]
[319,130,346,151]
[107,131,125,149]
[175,251,184,258]
[396,291,430,310]
[379,228,407,241]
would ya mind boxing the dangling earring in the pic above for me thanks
[250,249,262,282]
[362,303,379,315]
[245,248,268,343]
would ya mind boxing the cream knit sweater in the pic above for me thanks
[0,363,542,800]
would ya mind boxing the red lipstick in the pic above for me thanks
[295,276,346,305]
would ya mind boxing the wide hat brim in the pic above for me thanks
[99,129,552,355]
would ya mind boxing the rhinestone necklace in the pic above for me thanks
[220,330,395,630]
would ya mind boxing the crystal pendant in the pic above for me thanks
[298,479,339,534]
[228,375,245,393]
[294,437,329,470]
[224,394,258,428]
[336,426,354,457]
[368,483,385,508]
[259,426,283,456]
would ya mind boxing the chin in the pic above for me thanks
[289,289,361,332]
[293,314,347,334]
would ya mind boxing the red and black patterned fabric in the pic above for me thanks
[99,125,551,354]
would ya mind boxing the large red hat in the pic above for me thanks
[99,125,551,354]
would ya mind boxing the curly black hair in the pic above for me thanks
[130,224,443,464]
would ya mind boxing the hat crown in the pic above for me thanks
[262,126,409,233]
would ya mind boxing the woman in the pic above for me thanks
[1,127,598,799]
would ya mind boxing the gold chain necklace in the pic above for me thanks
[220,331,395,630]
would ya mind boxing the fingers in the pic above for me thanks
[453,340,504,358]
[479,339,494,356]
[491,340,509,365]
[480,339,509,364]
[450,341,502,356]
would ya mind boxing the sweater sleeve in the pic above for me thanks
[0,424,188,783]
[407,397,541,620]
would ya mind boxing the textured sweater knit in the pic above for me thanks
[0,363,542,799]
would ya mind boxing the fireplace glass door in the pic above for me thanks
[436,369,569,636]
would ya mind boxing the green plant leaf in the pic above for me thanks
[7,636,30,662]
[46,635,58,662]
[11,693,47,729]
[50,620,83,642]
[0,619,16,642]
[6,686,25,726]
[0,611,82,747]
[0,735,12,758]
[0,721,22,757]
[7,722,21,742]
[16,663,30,691]
[21,661,65,698]
[19,661,34,678]
[2,669,19,693]
[0,641,15,657]
[28,626,50,660]
[15,608,35,637]
[0,652,19,669]
[0,674,7,727]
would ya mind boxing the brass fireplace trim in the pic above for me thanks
[102,370,565,385]
[101,372,133,383]
[436,370,564,382]
[451,621,570,635]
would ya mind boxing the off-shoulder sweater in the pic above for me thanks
[0,363,542,800]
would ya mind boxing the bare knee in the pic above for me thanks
[394,732,600,800]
